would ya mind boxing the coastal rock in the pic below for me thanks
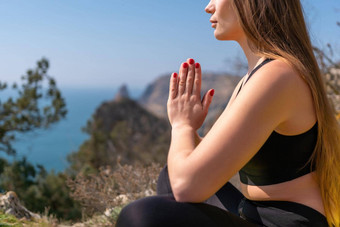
[0,191,40,220]
[68,96,171,172]
[114,84,130,101]
[95,97,170,165]
[94,98,169,136]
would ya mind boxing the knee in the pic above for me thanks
[116,196,175,227]
[116,198,149,227]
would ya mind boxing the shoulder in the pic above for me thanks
[243,59,303,102]
[257,59,302,86]
[257,59,300,82]
[232,59,304,124]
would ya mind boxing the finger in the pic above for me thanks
[185,58,195,95]
[169,72,178,99]
[178,62,189,95]
[202,89,214,113]
[192,62,201,97]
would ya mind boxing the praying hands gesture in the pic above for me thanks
[167,58,214,131]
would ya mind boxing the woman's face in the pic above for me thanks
[205,0,245,41]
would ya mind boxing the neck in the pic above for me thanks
[238,37,263,75]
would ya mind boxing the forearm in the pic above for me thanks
[168,126,196,158]
[167,125,198,200]
[168,126,201,162]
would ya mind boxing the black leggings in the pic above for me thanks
[116,165,328,227]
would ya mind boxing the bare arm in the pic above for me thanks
[167,59,299,202]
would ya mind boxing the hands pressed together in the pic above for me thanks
[167,58,214,131]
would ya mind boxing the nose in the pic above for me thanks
[205,0,215,14]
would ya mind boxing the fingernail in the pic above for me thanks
[195,62,200,68]
[210,89,215,96]
[189,58,195,64]
[183,62,189,68]
[173,73,177,78]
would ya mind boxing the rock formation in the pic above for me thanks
[0,191,40,220]
[114,84,130,101]
[68,96,171,173]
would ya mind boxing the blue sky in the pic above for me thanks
[0,0,339,90]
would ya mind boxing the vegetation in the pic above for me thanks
[0,162,161,226]
[0,59,165,225]
[0,58,67,155]
[0,157,82,220]
[0,59,81,221]
[0,210,58,227]
[66,163,162,225]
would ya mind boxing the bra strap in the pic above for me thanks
[244,58,273,84]
[236,58,273,97]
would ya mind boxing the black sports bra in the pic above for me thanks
[236,59,317,186]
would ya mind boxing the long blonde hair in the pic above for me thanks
[232,0,340,226]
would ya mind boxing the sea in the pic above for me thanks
[0,87,143,172]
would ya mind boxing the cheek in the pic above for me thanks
[214,19,244,41]
[214,2,244,41]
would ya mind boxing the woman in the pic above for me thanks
[117,0,340,226]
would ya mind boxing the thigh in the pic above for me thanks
[116,195,259,227]
[157,164,244,215]
[241,199,329,227]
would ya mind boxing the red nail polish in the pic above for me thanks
[173,73,177,78]
[189,58,195,64]
[183,62,189,68]
[195,63,200,68]
[210,89,215,96]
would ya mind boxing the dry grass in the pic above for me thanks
[66,162,162,225]
[0,209,60,227]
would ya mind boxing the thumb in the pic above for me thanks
[202,89,214,113]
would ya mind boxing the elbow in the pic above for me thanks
[172,189,192,203]
[171,178,205,203]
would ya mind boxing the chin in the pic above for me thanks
[214,30,239,41]
[214,30,223,40]
[214,26,244,41]
[214,31,229,41]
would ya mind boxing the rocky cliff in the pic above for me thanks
[68,89,171,173]
[114,84,130,102]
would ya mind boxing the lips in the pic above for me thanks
[210,19,217,28]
